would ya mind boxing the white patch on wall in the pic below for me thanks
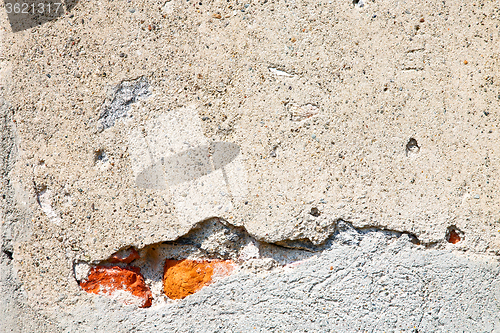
[74,262,91,281]
[268,67,295,77]
[162,0,174,14]
[108,290,145,307]
[37,189,61,225]
[287,103,319,122]
[238,241,260,261]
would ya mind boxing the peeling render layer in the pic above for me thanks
[75,218,320,306]
[47,224,500,332]
[74,217,462,308]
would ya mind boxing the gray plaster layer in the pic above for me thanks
[99,76,150,130]
[44,228,500,332]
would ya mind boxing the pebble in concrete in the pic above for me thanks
[447,228,462,244]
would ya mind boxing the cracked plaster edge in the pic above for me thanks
[0,20,62,331]
[78,210,487,273]
[0,96,63,333]
[69,218,500,317]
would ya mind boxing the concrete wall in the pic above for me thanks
[1,0,500,331]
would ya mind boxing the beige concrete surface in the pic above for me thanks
[1,0,500,327]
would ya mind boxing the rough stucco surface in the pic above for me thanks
[1,0,500,331]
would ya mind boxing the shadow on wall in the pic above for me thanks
[135,142,241,189]
[4,0,79,32]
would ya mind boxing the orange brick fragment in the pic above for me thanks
[80,266,152,308]
[163,259,235,300]
[448,229,461,244]
[109,247,140,264]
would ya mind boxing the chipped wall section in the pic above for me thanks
[74,217,318,307]
[79,266,153,308]
[99,76,150,130]
[73,217,457,308]
[68,228,500,333]
[62,217,495,333]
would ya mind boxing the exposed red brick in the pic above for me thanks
[163,259,235,300]
[448,229,461,244]
[80,266,152,308]
[109,247,140,264]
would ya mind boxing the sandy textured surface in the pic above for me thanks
[1,0,500,331]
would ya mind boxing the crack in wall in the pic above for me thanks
[73,216,441,308]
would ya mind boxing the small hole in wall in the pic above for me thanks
[405,138,420,156]
[94,149,108,164]
[310,207,321,217]
[3,249,13,260]
[446,226,462,244]
[407,234,420,245]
